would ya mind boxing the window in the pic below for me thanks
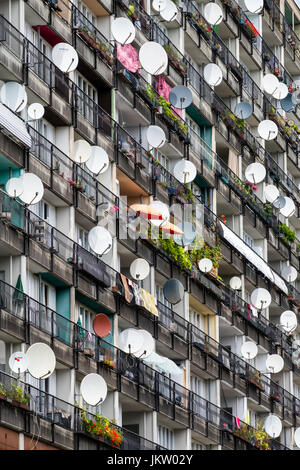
[191,441,205,450]
[190,375,206,397]
[158,425,174,449]
[74,0,96,25]
[243,232,254,249]
[189,309,205,331]
[77,225,90,251]
[77,304,95,333]
[156,284,171,309]
[153,23,168,46]
[76,72,98,123]
[249,410,256,428]
[153,149,169,182]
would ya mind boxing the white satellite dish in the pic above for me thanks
[149,201,169,227]
[85,146,109,175]
[139,41,168,75]
[264,415,282,438]
[245,162,266,184]
[73,140,91,164]
[28,103,45,121]
[130,258,150,281]
[204,63,223,87]
[198,258,213,273]
[281,265,297,283]
[152,0,167,12]
[280,310,297,332]
[173,159,197,184]
[203,2,223,26]
[80,373,107,406]
[8,351,28,374]
[0,82,28,113]
[88,226,112,256]
[244,0,264,14]
[295,427,300,449]
[160,0,178,22]
[241,341,258,360]
[6,177,24,198]
[52,43,79,73]
[26,343,56,379]
[280,197,295,218]
[19,173,44,205]
[146,125,166,149]
[265,354,284,374]
[272,83,288,100]
[119,328,144,354]
[262,74,279,95]
[257,120,278,141]
[111,17,136,45]
[230,276,242,290]
[251,288,271,310]
[133,330,155,359]
[265,185,279,204]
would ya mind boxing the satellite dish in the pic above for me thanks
[80,373,107,406]
[149,201,169,227]
[133,330,155,359]
[93,314,111,338]
[245,162,266,184]
[280,310,297,333]
[85,146,109,175]
[203,2,223,26]
[130,258,150,280]
[8,352,28,374]
[265,354,284,374]
[26,343,56,379]
[294,427,300,449]
[251,288,271,310]
[73,140,91,164]
[272,83,288,100]
[240,341,258,360]
[264,415,282,438]
[234,102,253,120]
[0,82,28,113]
[152,0,167,11]
[265,184,279,204]
[169,85,193,109]
[146,125,166,149]
[273,195,286,210]
[88,226,112,256]
[244,0,264,14]
[119,328,144,353]
[163,278,184,305]
[28,103,45,120]
[204,63,223,87]
[6,177,24,198]
[173,222,196,247]
[160,0,178,22]
[52,43,78,73]
[230,276,242,290]
[173,159,197,184]
[281,265,298,283]
[280,197,295,218]
[262,74,279,95]
[257,120,278,141]
[111,17,136,45]
[139,41,168,75]
[280,93,296,113]
[19,173,44,205]
[198,258,213,273]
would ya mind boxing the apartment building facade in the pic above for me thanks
[0,0,299,451]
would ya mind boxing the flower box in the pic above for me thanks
[0,393,6,401]
[11,399,29,410]
[248,377,265,391]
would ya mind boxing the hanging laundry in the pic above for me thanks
[139,288,158,317]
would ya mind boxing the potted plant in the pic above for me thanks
[80,407,123,447]
[0,383,7,401]
[8,384,30,410]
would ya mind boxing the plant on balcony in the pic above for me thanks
[157,96,188,135]
[233,423,253,443]
[0,382,7,400]
[279,223,296,247]
[248,370,264,390]
[189,12,212,40]
[151,233,193,271]
[190,242,222,270]
[8,384,30,409]
[162,44,187,75]
[240,19,260,42]
[80,407,123,447]
[77,26,113,66]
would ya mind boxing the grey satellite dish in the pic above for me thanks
[0,82,28,113]
[281,93,296,113]
[173,222,196,247]
[163,278,184,305]
[234,102,253,120]
[169,85,193,109]
[273,196,286,210]
[52,43,79,73]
